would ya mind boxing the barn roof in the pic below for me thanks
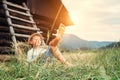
[8,0,73,26]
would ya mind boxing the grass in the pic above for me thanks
[0,47,120,80]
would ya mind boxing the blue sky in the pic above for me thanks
[62,0,120,41]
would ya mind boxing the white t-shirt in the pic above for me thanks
[27,46,49,62]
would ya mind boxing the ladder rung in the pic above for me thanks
[7,8,31,17]
[14,33,30,38]
[10,23,40,31]
[3,0,29,11]
[9,15,35,24]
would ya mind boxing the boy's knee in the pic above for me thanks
[49,46,58,53]
[50,46,56,50]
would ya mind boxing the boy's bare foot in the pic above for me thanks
[58,26,65,37]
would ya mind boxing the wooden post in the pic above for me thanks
[3,0,17,53]
[3,0,17,43]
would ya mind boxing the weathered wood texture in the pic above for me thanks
[0,0,73,53]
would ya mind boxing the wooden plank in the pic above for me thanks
[0,17,6,21]
[0,8,5,17]
[0,32,11,40]
[9,15,35,24]
[36,20,51,28]
[10,23,40,31]
[9,26,17,44]
[14,33,30,38]
[0,32,11,36]
[7,8,31,16]
[0,26,9,32]
[38,26,49,31]
[0,39,11,46]
[3,0,29,11]
[39,26,57,34]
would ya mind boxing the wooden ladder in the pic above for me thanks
[2,0,42,53]
[3,0,42,43]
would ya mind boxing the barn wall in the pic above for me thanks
[0,0,73,53]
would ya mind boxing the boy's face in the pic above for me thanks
[31,36,42,47]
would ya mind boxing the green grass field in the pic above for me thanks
[0,48,120,80]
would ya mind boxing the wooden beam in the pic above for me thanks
[10,23,40,31]
[7,8,31,16]
[9,15,34,24]
[14,33,30,38]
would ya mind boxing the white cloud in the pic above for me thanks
[63,0,120,41]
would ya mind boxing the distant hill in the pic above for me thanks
[104,41,120,48]
[59,34,113,50]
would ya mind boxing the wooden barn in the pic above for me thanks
[0,0,73,53]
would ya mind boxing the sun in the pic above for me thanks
[69,13,80,25]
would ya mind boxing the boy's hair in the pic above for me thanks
[28,33,43,45]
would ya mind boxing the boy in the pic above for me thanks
[27,26,71,66]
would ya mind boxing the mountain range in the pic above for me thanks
[59,34,114,50]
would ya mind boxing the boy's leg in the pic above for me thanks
[50,46,71,65]
[49,26,65,47]
[49,37,60,47]
[50,46,66,63]
[49,26,72,66]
